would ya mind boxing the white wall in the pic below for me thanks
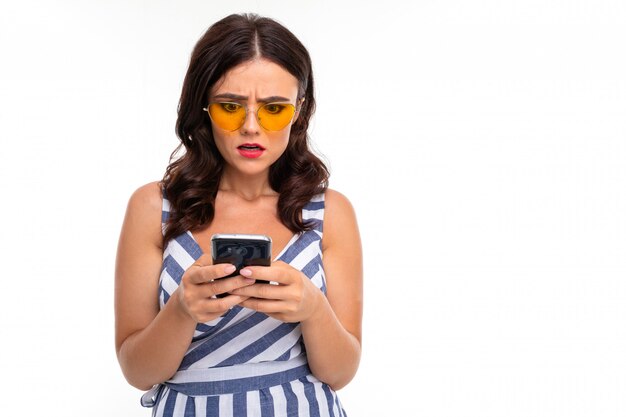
[1,0,625,416]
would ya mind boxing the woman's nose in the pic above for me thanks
[240,107,260,135]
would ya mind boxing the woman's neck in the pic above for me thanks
[219,169,277,201]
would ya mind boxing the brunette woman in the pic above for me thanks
[115,13,362,417]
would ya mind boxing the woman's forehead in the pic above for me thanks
[210,59,299,100]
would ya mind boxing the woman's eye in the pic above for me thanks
[221,103,240,112]
[264,104,285,114]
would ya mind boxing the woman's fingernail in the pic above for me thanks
[224,265,236,274]
[240,268,252,277]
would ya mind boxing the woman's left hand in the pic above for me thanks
[230,261,323,323]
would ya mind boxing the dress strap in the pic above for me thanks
[160,185,170,236]
[302,192,325,235]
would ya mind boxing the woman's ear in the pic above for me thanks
[293,97,306,122]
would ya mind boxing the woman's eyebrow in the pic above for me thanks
[258,95,291,103]
[213,93,247,101]
[212,93,292,102]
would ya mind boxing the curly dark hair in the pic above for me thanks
[161,13,329,245]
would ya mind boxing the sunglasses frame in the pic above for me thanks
[202,101,299,132]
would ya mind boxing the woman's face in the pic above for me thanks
[208,58,300,178]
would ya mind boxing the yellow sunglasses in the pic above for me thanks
[203,102,297,132]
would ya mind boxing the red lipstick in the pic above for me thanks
[237,143,265,159]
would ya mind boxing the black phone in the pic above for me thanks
[211,233,272,297]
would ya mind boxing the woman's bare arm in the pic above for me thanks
[299,189,363,389]
[115,182,251,389]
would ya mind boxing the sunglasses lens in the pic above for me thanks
[208,103,246,131]
[258,103,296,131]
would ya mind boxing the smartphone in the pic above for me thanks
[211,233,272,297]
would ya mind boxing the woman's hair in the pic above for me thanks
[161,13,329,245]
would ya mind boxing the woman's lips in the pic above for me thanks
[237,143,265,159]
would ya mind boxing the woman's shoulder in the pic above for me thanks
[320,189,360,254]
[124,181,164,233]
[322,188,359,244]
[127,181,163,212]
[118,181,165,250]
[323,188,355,215]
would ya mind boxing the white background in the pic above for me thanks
[1,0,625,416]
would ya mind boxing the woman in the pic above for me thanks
[115,13,362,417]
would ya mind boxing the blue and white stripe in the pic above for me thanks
[141,193,347,416]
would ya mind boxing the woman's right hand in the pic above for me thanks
[178,254,255,323]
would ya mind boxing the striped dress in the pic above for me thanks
[140,193,347,417]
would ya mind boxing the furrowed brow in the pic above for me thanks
[257,96,291,103]
[211,93,292,103]
[212,93,247,101]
